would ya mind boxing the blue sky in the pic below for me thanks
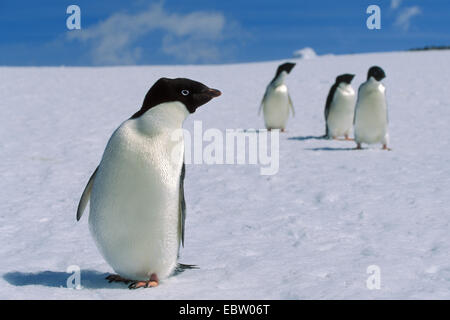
[0,0,449,66]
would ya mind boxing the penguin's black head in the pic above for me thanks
[335,73,355,84]
[131,78,221,119]
[367,66,386,81]
[275,62,296,77]
[270,62,296,84]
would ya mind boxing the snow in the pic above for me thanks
[1,50,450,299]
[293,47,317,59]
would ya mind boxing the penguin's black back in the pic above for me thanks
[324,74,355,136]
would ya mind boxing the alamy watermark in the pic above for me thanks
[66,5,81,30]
[171,121,280,176]
[366,5,381,30]
[66,265,82,289]
[366,265,381,290]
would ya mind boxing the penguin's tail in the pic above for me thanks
[173,263,199,276]
[177,263,199,270]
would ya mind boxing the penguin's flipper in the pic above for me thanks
[258,90,268,116]
[178,162,186,247]
[354,84,363,125]
[288,93,295,117]
[76,167,98,221]
[325,83,338,122]
[324,103,330,137]
[386,94,389,124]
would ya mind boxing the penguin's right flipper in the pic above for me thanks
[178,162,186,247]
[258,90,268,116]
[324,83,337,128]
[76,167,98,221]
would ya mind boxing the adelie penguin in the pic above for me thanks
[77,78,221,289]
[259,62,296,132]
[324,73,356,140]
[354,66,390,150]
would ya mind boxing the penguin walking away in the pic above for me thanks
[77,78,221,289]
[259,62,296,132]
[324,73,356,140]
[354,66,390,150]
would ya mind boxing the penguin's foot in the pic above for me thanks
[334,136,353,141]
[382,144,392,151]
[128,274,159,290]
[354,143,362,150]
[106,274,132,284]
[281,128,285,132]
[128,280,158,289]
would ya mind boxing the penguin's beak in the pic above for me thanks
[191,87,222,112]
[287,63,296,73]
[206,88,221,98]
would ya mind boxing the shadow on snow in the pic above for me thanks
[3,265,195,289]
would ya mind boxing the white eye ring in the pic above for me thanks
[181,89,189,96]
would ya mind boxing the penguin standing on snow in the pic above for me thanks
[77,78,221,289]
[259,62,296,132]
[354,66,390,150]
[324,73,356,140]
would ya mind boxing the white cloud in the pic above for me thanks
[67,3,228,65]
[394,6,421,31]
[390,0,403,10]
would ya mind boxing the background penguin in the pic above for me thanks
[354,66,390,150]
[76,78,221,289]
[259,62,296,132]
[324,73,356,140]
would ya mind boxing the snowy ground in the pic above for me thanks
[1,50,449,299]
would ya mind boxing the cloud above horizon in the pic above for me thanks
[67,3,231,65]
[390,0,403,10]
[394,6,422,31]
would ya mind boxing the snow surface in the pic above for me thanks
[1,50,449,299]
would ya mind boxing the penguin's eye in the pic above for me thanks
[181,89,189,96]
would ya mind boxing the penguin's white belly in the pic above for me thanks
[354,91,388,145]
[263,86,290,129]
[89,122,182,281]
[327,92,355,137]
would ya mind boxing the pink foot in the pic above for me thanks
[128,273,159,289]
[344,135,354,141]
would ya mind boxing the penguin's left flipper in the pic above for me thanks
[76,167,98,221]
[179,162,186,247]
[288,93,295,117]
